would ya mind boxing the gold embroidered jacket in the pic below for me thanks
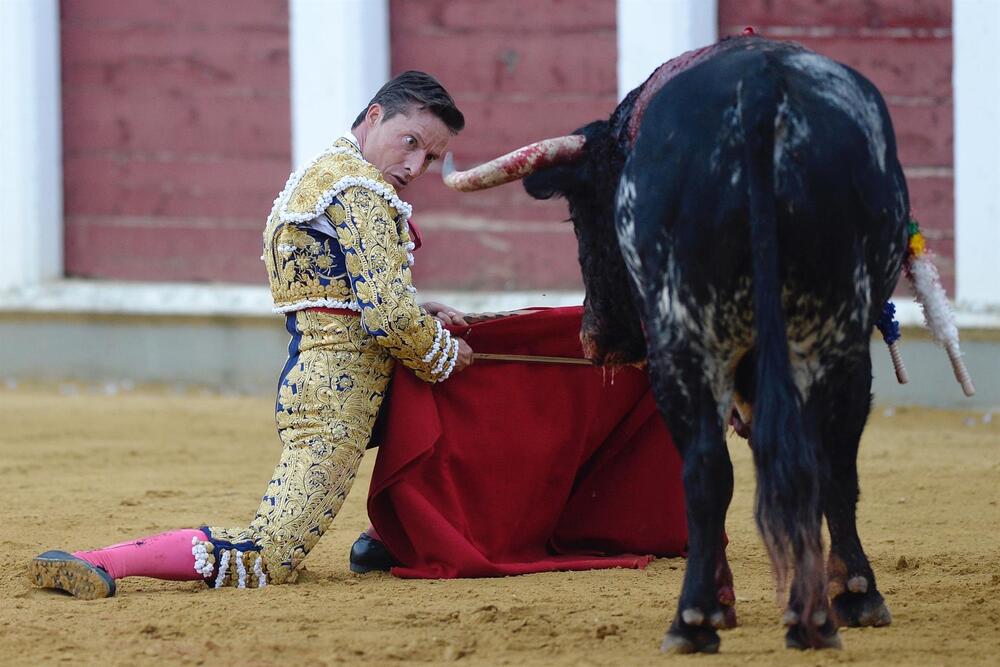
[263,138,458,382]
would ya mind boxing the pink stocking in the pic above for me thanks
[73,528,208,581]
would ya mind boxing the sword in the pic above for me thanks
[460,310,592,365]
[472,353,591,366]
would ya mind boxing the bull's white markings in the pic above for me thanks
[784,294,858,397]
[615,175,644,289]
[851,260,872,327]
[773,95,812,188]
[710,81,745,178]
[702,284,858,416]
[706,284,756,423]
[730,164,742,187]
[656,252,698,333]
[696,301,738,422]
[785,52,887,172]
[651,274,756,423]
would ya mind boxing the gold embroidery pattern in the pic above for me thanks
[333,187,456,382]
[207,311,393,585]
[262,137,456,382]
[264,139,408,313]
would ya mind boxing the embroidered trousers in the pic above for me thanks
[203,309,393,585]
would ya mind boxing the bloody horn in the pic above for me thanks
[442,135,587,192]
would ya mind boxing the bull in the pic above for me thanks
[443,34,908,652]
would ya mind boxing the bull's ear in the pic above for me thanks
[578,119,611,145]
[522,163,579,201]
[522,120,610,201]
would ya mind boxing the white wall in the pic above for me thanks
[0,0,62,291]
[617,0,717,100]
[289,0,390,166]
[954,0,1000,311]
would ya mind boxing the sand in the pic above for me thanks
[1,385,998,666]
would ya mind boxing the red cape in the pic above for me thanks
[368,306,687,578]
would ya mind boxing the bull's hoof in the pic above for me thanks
[832,589,892,628]
[716,585,739,629]
[714,550,739,629]
[660,617,721,654]
[784,613,842,650]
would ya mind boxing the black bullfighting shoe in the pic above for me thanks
[349,533,398,574]
[28,550,116,599]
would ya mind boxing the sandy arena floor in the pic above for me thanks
[1,385,997,666]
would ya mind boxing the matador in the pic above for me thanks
[29,71,474,598]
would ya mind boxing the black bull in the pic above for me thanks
[523,37,908,652]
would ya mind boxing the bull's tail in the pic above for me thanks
[741,67,825,625]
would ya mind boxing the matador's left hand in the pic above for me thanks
[421,301,468,326]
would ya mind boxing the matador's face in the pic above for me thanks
[360,104,451,192]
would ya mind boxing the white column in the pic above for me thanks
[954,0,1000,310]
[0,0,63,291]
[617,0,717,100]
[289,0,390,166]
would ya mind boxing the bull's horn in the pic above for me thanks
[442,135,587,192]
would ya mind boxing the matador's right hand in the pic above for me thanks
[453,338,474,373]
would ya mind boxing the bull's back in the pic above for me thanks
[623,37,908,330]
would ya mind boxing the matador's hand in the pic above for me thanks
[421,301,468,326]
[453,338,474,373]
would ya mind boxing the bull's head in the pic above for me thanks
[442,121,646,367]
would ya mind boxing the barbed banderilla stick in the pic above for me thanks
[472,353,592,366]
[888,340,909,384]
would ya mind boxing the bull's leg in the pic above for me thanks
[820,355,892,628]
[656,378,734,654]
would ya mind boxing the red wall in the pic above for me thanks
[719,0,955,292]
[59,1,955,294]
[390,0,618,290]
[60,0,291,284]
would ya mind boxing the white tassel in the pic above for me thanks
[422,320,445,363]
[254,555,267,589]
[906,253,975,396]
[234,552,248,589]
[267,146,359,226]
[433,337,457,376]
[271,298,361,315]
[214,549,231,589]
[279,175,413,224]
[439,339,460,381]
[191,538,216,578]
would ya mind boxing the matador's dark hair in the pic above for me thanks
[352,70,465,134]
